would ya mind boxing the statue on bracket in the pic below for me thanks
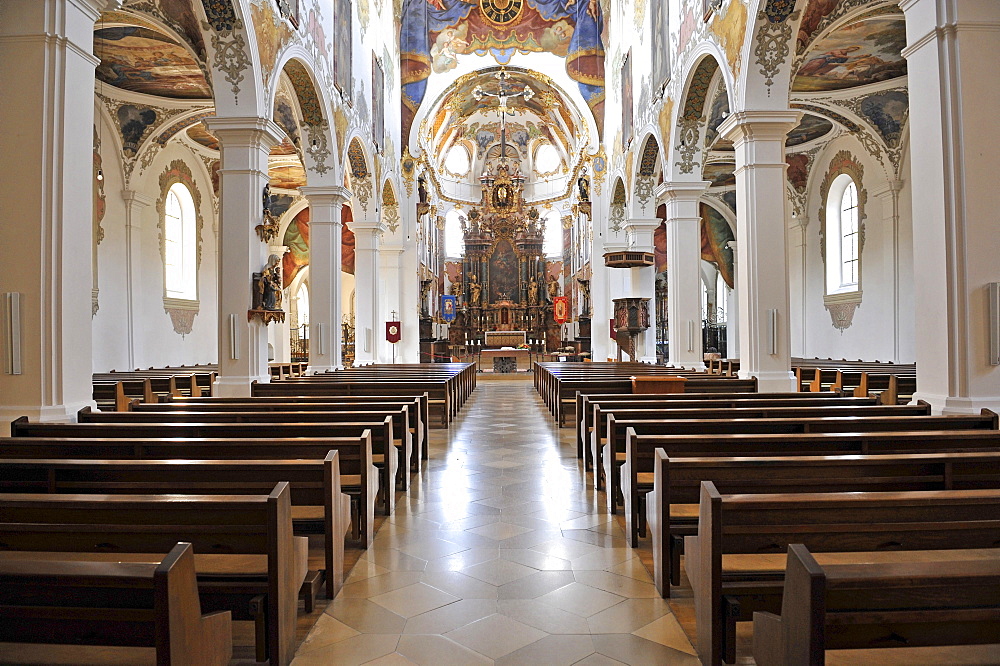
[256,184,281,243]
[577,166,590,202]
[249,253,286,324]
[546,273,561,302]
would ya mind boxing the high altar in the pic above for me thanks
[448,164,562,348]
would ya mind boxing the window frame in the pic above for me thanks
[823,172,863,297]
[156,161,205,318]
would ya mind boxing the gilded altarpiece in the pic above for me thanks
[449,164,561,347]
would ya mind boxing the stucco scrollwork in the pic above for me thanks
[201,0,250,102]
[753,0,800,93]
[674,117,703,174]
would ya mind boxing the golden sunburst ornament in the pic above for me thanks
[480,0,523,25]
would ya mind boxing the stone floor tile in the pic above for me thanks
[369,582,460,618]
[586,599,671,634]
[498,548,572,570]
[535,582,625,617]
[462,557,538,586]
[467,521,534,540]
[360,653,419,665]
[574,570,661,599]
[402,599,499,635]
[497,598,592,634]
[422,547,500,572]
[631,613,697,655]
[496,569,577,600]
[495,634,596,666]
[295,614,360,656]
[591,634,701,665]
[341,571,426,599]
[290,634,400,666]
[420,570,500,599]
[326,597,408,634]
[395,634,493,665]
[444,613,547,659]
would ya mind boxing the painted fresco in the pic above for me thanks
[720,190,736,214]
[400,0,606,141]
[700,203,734,288]
[186,122,219,150]
[273,96,301,148]
[786,113,834,147]
[282,208,310,288]
[793,17,907,92]
[650,0,669,91]
[703,83,730,149]
[117,105,158,156]
[488,239,520,304]
[703,162,736,188]
[373,54,385,152]
[269,137,307,189]
[159,0,208,57]
[333,0,353,93]
[622,50,633,149]
[796,0,840,53]
[654,219,666,273]
[786,153,810,192]
[858,89,908,146]
[95,26,211,99]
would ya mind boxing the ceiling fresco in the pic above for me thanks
[702,161,736,189]
[786,113,835,147]
[269,137,306,190]
[186,122,219,150]
[400,0,607,142]
[793,16,907,93]
[95,26,211,99]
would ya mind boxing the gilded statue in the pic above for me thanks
[468,274,482,306]
[547,273,561,300]
[577,166,590,202]
[527,277,539,305]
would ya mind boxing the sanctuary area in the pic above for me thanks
[1,0,1000,663]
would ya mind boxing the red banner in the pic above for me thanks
[385,321,401,344]
[553,296,569,324]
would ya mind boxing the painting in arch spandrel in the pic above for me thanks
[399,0,608,140]
[793,16,907,93]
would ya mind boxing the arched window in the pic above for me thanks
[445,208,465,257]
[543,211,562,257]
[824,173,862,295]
[533,143,560,175]
[163,182,198,300]
[444,145,470,177]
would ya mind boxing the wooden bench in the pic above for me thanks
[602,406,994,511]
[753,544,1000,665]
[639,444,1000,595]
[0,542,232,666]
[576,392,856,460]
[92,381,138,412]
[0,434,377,549]
[0,483,306,665]
[156,395,428,461]
[0,452,358,597]
[685,482,1000,666]
[18,413,400,514]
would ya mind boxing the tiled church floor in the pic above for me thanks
[292,375,699,665]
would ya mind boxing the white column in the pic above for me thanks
[0,0,111,433]
[122,190,154,369]
[352,221,386,365]
[380,245,405,364]
[622,217,665,364]
[787,220,807,358]
[726,240,740,359]
[301,186,350,373]
[719,110,801,391]
[658,181,711,370]
[205,117,283,396]
[873,180,902,363]
[900,0,1000,412]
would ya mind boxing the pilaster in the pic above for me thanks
[719,110,801,391]
[204,116,283,396]
[300,186,350,373]
[657,181,711,370]
[873,180,902,363]
[352,219,386,365]
[122,189,155,369]
[900,0,1000,412]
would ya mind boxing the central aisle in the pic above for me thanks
[293,376,698,665]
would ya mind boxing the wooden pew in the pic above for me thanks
[685,482,1000,666]
[0,542,232,666]
[576,392,856,461]
[142,398,426,465]
[0,452,357,598]
[11,416,397,514]
[0,483,306,665]
[753,544,1000,666]
[92,381,136,412]
[601,406,994,509]
[879,374,918,405]
[640,444,1000,595]
[0,434,377,548]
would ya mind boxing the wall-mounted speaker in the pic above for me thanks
[228,314,240,360]
[989,283,1000,366]
[767,308,778,356]
[4,293,21,375]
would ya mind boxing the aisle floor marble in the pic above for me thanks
[292,376,699,665]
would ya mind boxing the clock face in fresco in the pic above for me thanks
[480,0,523,25]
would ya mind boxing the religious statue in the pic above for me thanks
[547,274,561,301]
[417,175,428,204]
[527,277,539,305]
[261,254,283,310]
[256,184,280,243]
[577,167,590,202]
[450,279,461,296]
[577,278,591,314]
[468,274,482,306]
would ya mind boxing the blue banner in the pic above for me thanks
[441,295,458,322]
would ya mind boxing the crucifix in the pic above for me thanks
[473,68,534,165]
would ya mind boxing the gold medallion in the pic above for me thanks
[480,0,523,25]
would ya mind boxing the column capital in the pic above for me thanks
[656,180,711,204]
[204,117,284,150]
[300,185,352,206]
[718,110,803,144]
[622,217,663,233]
[121,189,155,208]
[872,180,904,199]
